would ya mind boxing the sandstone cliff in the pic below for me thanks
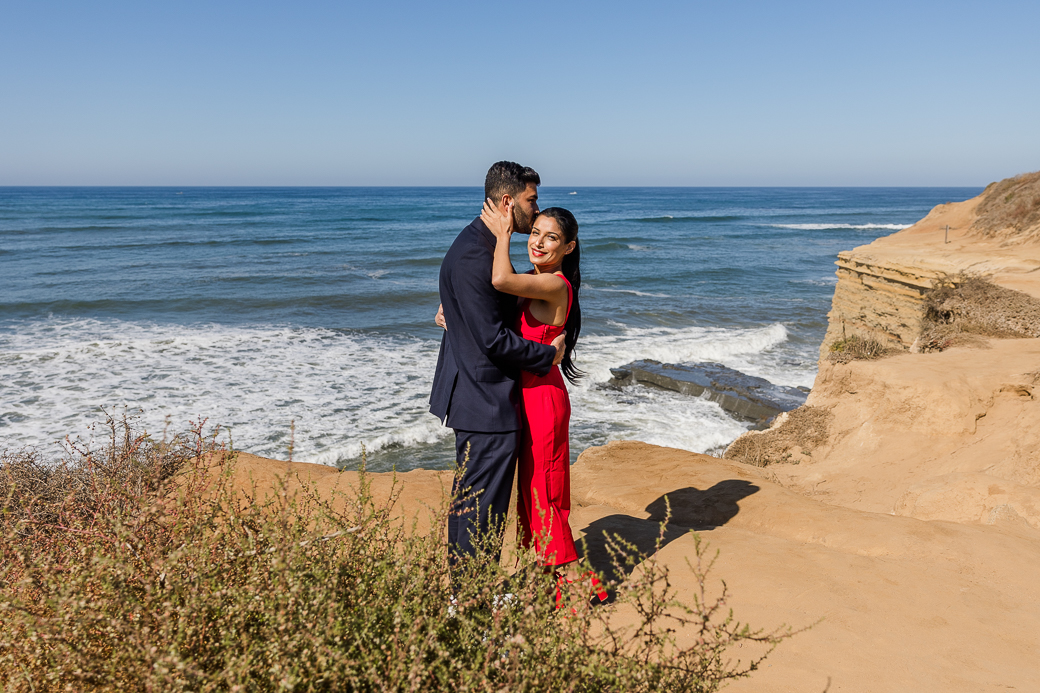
[819,173,1040,358]
[756,172,1040,533]
[707,172,1040,688]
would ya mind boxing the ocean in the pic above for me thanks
[0,186,981,471]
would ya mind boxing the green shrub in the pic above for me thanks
[1,415,795,692]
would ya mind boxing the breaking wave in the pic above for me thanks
[0,318,813,467]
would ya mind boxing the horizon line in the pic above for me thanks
[0,183,988,189]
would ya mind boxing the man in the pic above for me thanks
[430,161,565,571]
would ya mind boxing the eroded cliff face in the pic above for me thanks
[820,251,945,357]
[761,173,1040,531]
[818,180,1040,358]
[779,343,1040,529]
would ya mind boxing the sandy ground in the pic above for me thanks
[768,338,1040,530]
[222,444,1040,693]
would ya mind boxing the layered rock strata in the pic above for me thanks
[819,182,1040,358]
[821,251,944,356]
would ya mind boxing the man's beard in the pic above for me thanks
[511,204,534,235]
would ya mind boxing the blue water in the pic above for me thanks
[0,186,981,470]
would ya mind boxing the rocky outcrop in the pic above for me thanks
[819,179,1040,358]
[607,360,807,424]
[820,252,945,357]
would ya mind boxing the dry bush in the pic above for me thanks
[724,406,833,468]
[918,274,1040,352]
[826,335,894,364]
[972,171,1040,244]
[914,324,988,353]
[0,411,196,545]
[0,414,797,692]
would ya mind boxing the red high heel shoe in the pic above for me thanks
[554,570,609,610]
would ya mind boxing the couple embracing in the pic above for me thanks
[429,161,605,607]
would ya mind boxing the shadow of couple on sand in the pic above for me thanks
[577,479,759,582]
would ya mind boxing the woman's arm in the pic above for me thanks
[482,199,568,301]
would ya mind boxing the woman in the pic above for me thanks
[481,199,607,608]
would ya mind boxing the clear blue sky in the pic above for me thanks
[1,1,1037,186]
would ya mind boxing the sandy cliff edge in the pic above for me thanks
[819,177,1040,356]
[765,177,1040,531]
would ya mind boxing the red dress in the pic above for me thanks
[516,275,578,567]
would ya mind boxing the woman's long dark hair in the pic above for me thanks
[537,207,584,384]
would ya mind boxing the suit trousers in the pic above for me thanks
[448,429,518,568]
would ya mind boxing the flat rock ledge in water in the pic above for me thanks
[607,360,809,425]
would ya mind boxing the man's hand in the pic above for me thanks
[551,331,567,366]
[435,304,446,329]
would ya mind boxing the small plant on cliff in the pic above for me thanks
[827,335,892,364]
[0,413,797,692]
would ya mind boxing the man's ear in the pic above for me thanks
[497,194,512,213]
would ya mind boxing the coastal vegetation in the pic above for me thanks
[974,170,1040,243]
[0,414,793,692]
[723,406,832,467]
[826,335,893,363]
[918,274,1040,352]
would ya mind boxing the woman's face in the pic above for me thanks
[527,215,575,271]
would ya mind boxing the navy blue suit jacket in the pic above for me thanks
[430,217,556,432]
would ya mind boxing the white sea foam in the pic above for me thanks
[767,223,911,231]
[790,276,838,286]
[587,287,672,298]
[0,319,447,465]
[575,322,809,388]
[0,318,813,467]
[565,322,814,455]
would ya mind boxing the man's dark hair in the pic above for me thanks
[484,161,540,204]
